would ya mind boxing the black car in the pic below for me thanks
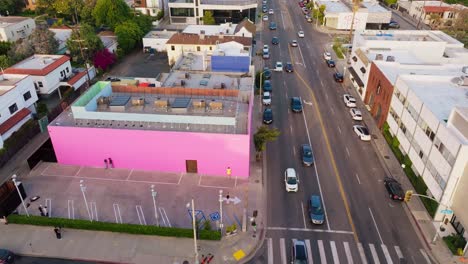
[285,62,294,72]
[290,97,302,112]
[384,177,405,201]
[301,144,314,166]
[326,60,335,68]
[263,80,272,92]
[0,249,14,264]
[264,67,272,80]
[106,77,121,82]
[272,37,279,45]
[333,72,344,82]
[263,108,273,124]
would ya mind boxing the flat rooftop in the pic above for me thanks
[358,30,464,46]
[319,1,351,13]
[183,24,238,36]
[366,50,425,65]
[13,55,64,70]
[0,16,30,27]
[144,30,177,39]
[361,1,389,13]
[0,75,26,96]
[160,70,253,91]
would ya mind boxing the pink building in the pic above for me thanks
[48,64,254,178]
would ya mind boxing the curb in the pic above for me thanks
[17,253,131,264]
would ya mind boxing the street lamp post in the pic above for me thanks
[187,199,199,264]
[151,185,159,226]
[79,180,92,221]
[11,175,29,216]
[219,190,224,232]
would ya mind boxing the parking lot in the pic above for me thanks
[105,50,171,78]
[20,162,248,229]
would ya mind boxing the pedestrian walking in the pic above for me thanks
[104,159,108,169]
[54,227,62,239]
[108,158,114,168]
[38,205,45,216]
[43,206,48,217]
[226,193,230,204]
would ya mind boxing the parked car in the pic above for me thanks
[388,21,400,28]
[301,7,309,14]
[263,6,268,13]
[349,108,362,121]
[343,94,356,107]
[264,67,272,79]
[269,22,277,30]
[333,72,344,82]
[323,52,332,60]
[290,97,302,112]
[353,125,371,141]
[384,177,405,201]
[308,195,325,224]
[262,92,272,105]
[301,144,314,166]
[291,239,308,263]
[263,15,269,21]
[263,80,272,92]
[263,50,270,59]
[263,108,273,124]
[298,31,305,38]
[274,61,283,71]
[285,62,294,72]
[272,36,279,45]
[268,8,274,14]
[284,168,299,192]
[0,249,14,264]
[326,59,335,67]
[290,40,298,47]
[263,44,269,53]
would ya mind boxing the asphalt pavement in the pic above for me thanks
[253,0,433,263]
[13,256,99,264]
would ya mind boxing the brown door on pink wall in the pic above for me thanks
[186,160,198,173]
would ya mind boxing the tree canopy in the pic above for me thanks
[202,11,216,25]
[8,27,59,62]
[93,48,116,70]
[253,126,280,157]
[92,0,131,29]
[0,0,24,16]
[115,20,143,53]
[66,24,103,63]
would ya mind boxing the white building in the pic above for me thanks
[134,0,163,17]
[404,1,467,28]
[183,20,255,38]
[98,31,118,54]
[143,30,178,52]
[49,26,73,55]
[0,16,36,42]
[0,74,38,148]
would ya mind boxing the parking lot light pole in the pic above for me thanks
[79,180,92,221]
[219,190,224,232]
[11,175,29,216]
[186,199,199,264]
[151,185,159,226]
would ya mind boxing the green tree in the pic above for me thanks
[115,20,143,53]
[384,0,397,6]
[0,0,24,16]
[36,0,56,15]
[80,0,97,25]
[8,27,59,62]
[0,55,12,69]
[132,15,153,35]
[52,0,84,22]
[8,39,34,63]
[92,0,131,29]
[312,5,326,24]
[66,24,104,63]
[202,11,216,25]
[0,41,12,56]
[253,125,280,160]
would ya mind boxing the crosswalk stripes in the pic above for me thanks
[305,239,313,264]
[268,238,274,264]
[394,246,403,260]
[381,244,393,264]
[280,238,287,264]
[317,240,327,264]
[369,244,381,264]
[420,248,431,264]
[343,242,353,264]
[357,243,368,264]
[330,241,339,264]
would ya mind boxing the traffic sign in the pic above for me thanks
[440,209,453,214]
[209,212,220,221]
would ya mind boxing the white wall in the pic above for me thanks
[31,61,73,95]
[336,11,368,30]
[0,75,38,125]
[143,37,172,52]
[0,18,35,42]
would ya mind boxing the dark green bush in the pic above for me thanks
[7,215,221,240]
[443,234,467,255]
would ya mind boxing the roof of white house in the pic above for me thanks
[361,1,388,13]
[0,74,29,96]
[183,23,238,36]
[144,30,177,39]
[318,0,351,13]
[4,54,70,76]
[0,16,32,28]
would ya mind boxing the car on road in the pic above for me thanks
[353,125,371,141]
[343,94,356,107]
[268,8,274,14]
[301,7,309,14]
[274,61,283,71]
[308,195,325,224]
[263,80,272,92]
[326,59,335,67]
[264,67,271,79]
[350,108,362,121]
[297,31,305,38]
[290,97,303,112]
[388,21,400,28]
[262,15,269,21]
[263,50,270,59]
[263,108,273,124]
[285,62,294,72]
[323,52,332,60]
[384,177,405,201]
[284,168,299,192]
[0,249,14,264]
[333,72,344,82]
[291,239,308,263]
[263,44,269,53]
[290,40,298,47]
[269,22,277,30]
[272,36,279,45]
[262,92,272,105]
[301,144,314,166]
[263,6,268,13]
[262,0,267,4]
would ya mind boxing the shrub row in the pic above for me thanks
[443,234,467,255]
[332,44,345,59]
[7,215,221,241]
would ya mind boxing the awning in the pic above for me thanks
[348,67,365,87]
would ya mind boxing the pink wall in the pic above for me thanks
[48,126,251,178]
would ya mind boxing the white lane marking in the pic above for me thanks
[369,244,381,264]
[420,249,431,264]
[301,103,331,230]
[178,173,184,184]
[331,108,335,115]
[305,239,313,264]
[355,173,361,184]
[280,238,287,264]
[321,80,325,88]
[74,166,82,176]
[343,242,353,264]
[325,93,328,100]
[293,146,297,157]
[158,207,167,226]
[394,246,403,260]
[290,124,293,134]
[301,201,307,229]
[357,243,368,264]
[268,238,274,264]
[90,201,98,221]
[337,126,342,134]
[266,227,353,234]
[369,208,384,244]
[298,45,306,68]
[67,200,75,219]
[317,240,327,264]
[381,244,393,264]
[330,241,340,264]
[280,13,286,29]
[113,203,122,224]
[45,198,52,217]
[160,207,171,227]
[126,169,133,180]
[346,147,350,157]
[136,205,146,225]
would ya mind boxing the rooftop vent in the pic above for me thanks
[375,54,383,60]
[462,66,468,74]
[219,32,224,39]
[386,56,395,62]
[200,30,205,40]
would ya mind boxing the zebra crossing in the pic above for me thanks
[267,237,432,264]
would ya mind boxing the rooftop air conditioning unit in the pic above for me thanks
[462,66,468,74]
[386,56,395,62]
[375,54,383,60]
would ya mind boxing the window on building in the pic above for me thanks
[38,81,43,88]
[209,46,212,51]
[23,91,32,101]
[66,67,69,73]
[360,67,366,74]
[399,122,407,134]
[9,103,18,114]
[171,46,175,51]
[419,150,424,159]
[170,8,195,17]
[60,71,64,77]
[27,24,29,28]
[197,46,201,51]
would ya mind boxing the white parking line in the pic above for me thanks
[178,173,184,185]
[369,244,380,264]
[136,205,147,225]
[420,249,431,264]
[113,203,122,224]
[343,242,353,264]
[268,238,274,264]
[346,147,350,157]
[394,246,403,260]
[317,240,327,264]
[357,243,368,264]
[298,45,306,68]
[301,201,307,229]
[369,208,384,244]
[355,173,361,184]
[159,207,171,227]
[330,241,340,264]
[280,13,286,29]
[321,80,325,88]
[90,202,98,221]
[280,238,287,264]
[331,108,335,115]
[74,166,82,177]
[381,244,393,264]
[126,169,133,180]
[45,198,52,217]
[67,200,75,219]
[301,103,331,230]
[290,124,293,134]
[305,239,313,264]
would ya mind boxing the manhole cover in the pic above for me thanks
[384,156,390,159]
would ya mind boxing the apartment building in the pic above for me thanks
[400,0,467,28]
[0,74,38,148]
[134,0,163,16]
[0,16,35,42]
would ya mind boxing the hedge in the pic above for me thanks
[332,44,345,59]
[443,234,467,255]
[7,215,221,241]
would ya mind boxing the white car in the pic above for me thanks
[268,9,274,15]
[353,125,371,141]
[274,61,283,71]
[290,40,298,47]
[350,108,362,121]
[263,44,269,53]
[263,15,269,21]
[323,52,332,60]
[298,31,305,38]
[343,94,357,107]
[263,91,272,105]
[284,168,299,192]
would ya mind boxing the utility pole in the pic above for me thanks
[346,0,359,64]
[73,5,92,89]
